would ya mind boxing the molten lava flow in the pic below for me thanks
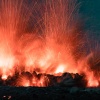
[0,0,99,87]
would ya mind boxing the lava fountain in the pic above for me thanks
[0,0,98,87]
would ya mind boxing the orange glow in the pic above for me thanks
[2,74,8,80]
[16,78,31,87]
[88,78,99,87]
[23,80,30,87]
[55,64,65,73]
[0,0,98,87]
[32,75,49,87]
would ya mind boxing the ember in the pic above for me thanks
[0,0,98,87]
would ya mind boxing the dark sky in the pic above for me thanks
[79,0,100,38]
[27,0,100,38]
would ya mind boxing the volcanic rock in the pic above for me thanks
[0,72,86,87]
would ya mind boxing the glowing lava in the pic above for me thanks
[0,0,99,87]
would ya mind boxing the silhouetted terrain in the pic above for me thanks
[1,86,100,100]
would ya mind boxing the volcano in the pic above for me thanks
[0,0,99,100]
[0,0,99,88]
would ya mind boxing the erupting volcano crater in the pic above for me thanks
[0,0,99,89]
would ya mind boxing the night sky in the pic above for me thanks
[80,0,100,38]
